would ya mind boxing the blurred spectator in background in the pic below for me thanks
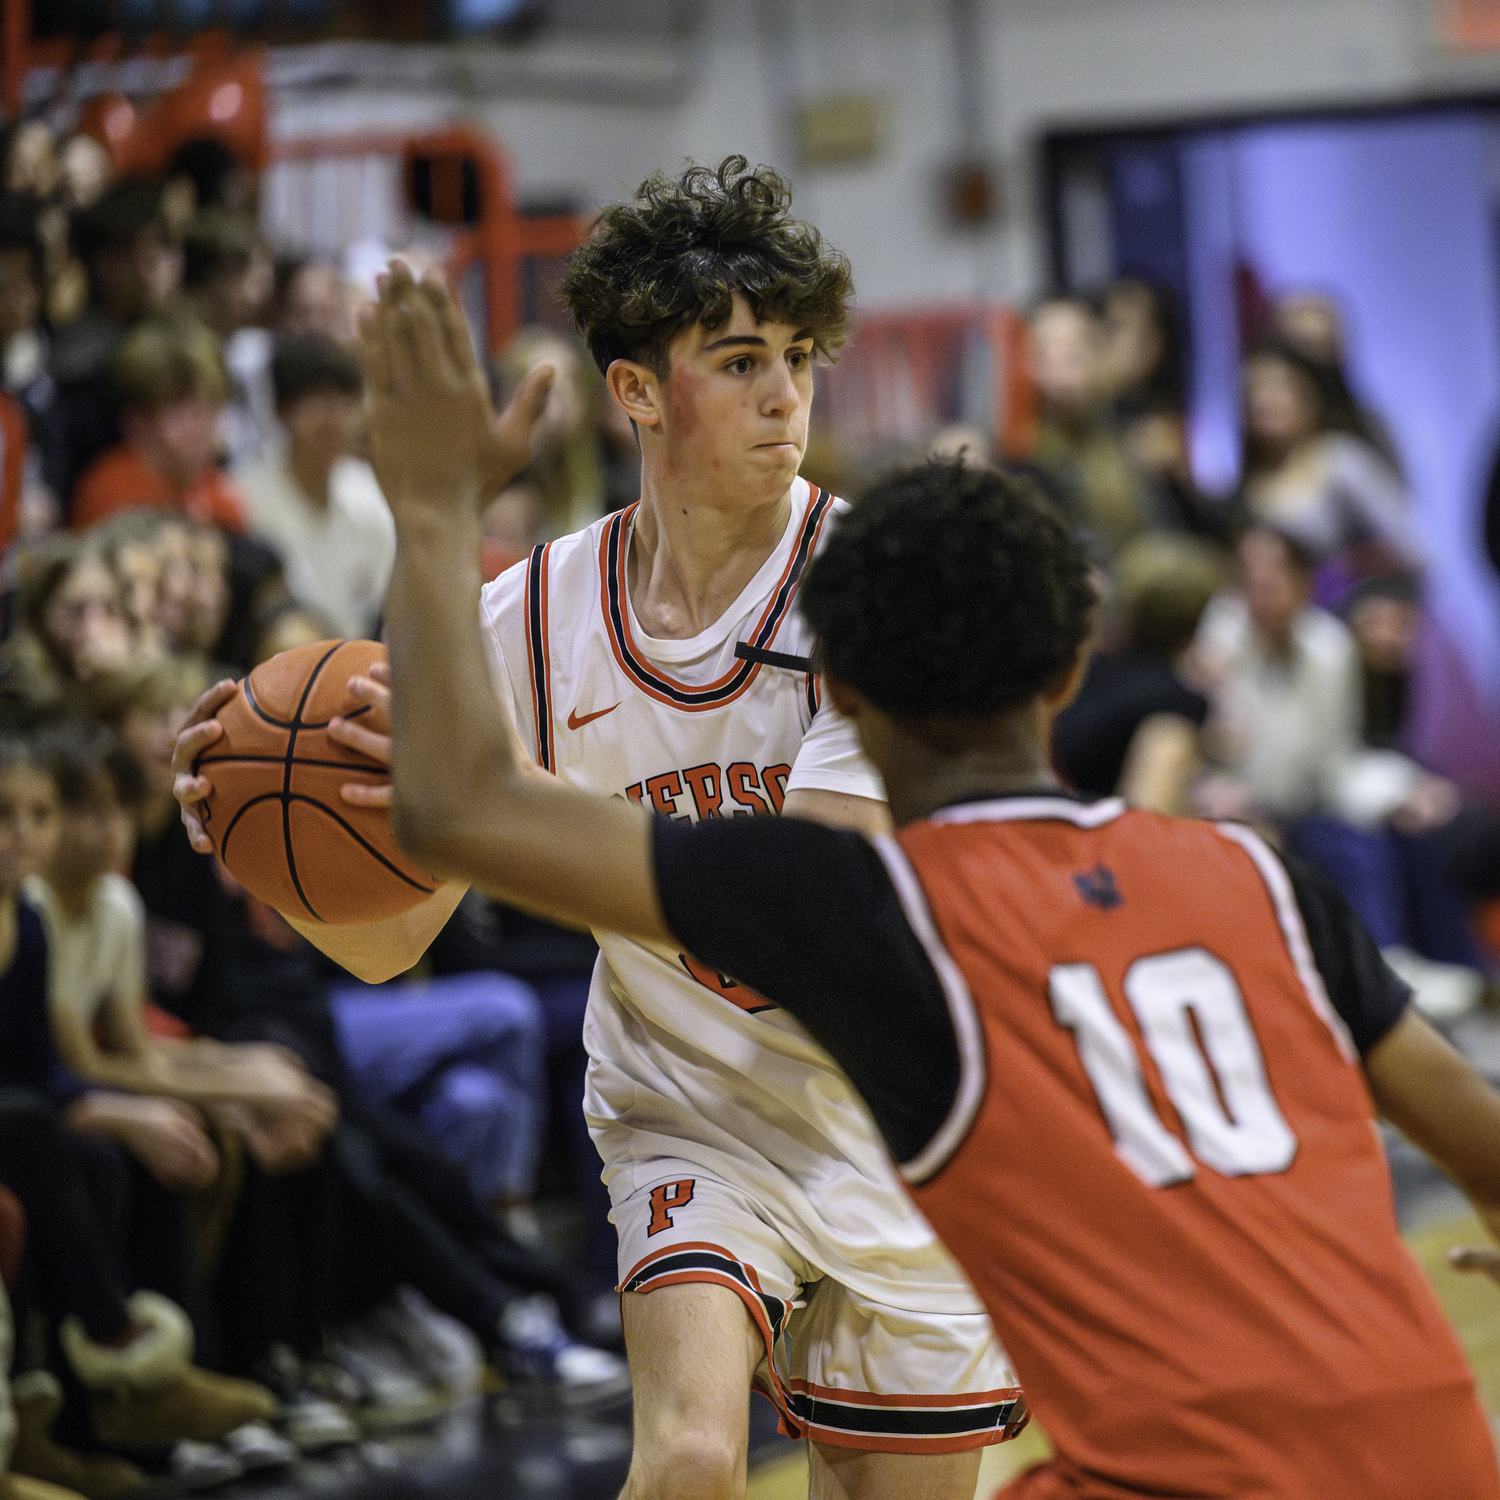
[492,330,611,538]
[1098,277,1183,419]
[1195,526,1484,1014]
[1272,290,1403,473]
[1026,295,1152,559]
[1053,531,1223,815]
[0,532,134,715]
[1343,573,1422,751]
[1096,277,1232,543]
[2,122,60,201]
[52,182,182,503]
[480,482,541,583]
[275,258,358,347]
[71,316,246,534]
[0,195,64,518]
[1237,339,1419,584]
[167,138,255,218]
[177,211,276,469]
[236,335,392,640]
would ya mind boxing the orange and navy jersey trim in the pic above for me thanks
[596,488,834,712]
[524,543,554,770]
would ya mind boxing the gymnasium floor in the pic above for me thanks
[212,1008,1500,1500]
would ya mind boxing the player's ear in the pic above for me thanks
[606,359,662,432]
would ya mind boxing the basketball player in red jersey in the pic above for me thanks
[354,272,1500,1499]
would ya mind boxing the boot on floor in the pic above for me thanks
[8,1374,144,1500]
[60,1293,279,1450]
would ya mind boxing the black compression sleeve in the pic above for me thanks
[1276,849,1411,1054]
[651,816,957,1166]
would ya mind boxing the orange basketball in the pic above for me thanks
[193,638,436,925]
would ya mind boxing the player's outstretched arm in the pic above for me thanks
[363,265,671,941]
[1363,1009,1500,1254]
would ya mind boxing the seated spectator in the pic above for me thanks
[275,259,357,346]
[492,330,610,537]
[52,182,182,503]
[0,194,65,523]
[1272,290,1403,473]
[1052,532,1223,814]
[0,732,279,1464]
[166,139,255,218]
[1343,573,1421,750]
[70,317,246,534]
[110,660,624,1394]
[0,533,134,716]
[1025,296,1153,560]
[1236,339,1419,581]
[175,212,275,469]
[24,717,336,1173]
[1195,527,1484,1011]
[235,335,393,639]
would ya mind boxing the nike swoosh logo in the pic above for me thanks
[567,703,621,730]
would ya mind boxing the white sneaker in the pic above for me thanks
[497,1294,631,1405]
[169,1440,243,1489]
[282,1393,360,1452]
[370,1287,485,1398]
[223,1420,296,1469]
[325,1327,451,1432]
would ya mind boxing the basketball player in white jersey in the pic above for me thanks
[174,161,1022,1500]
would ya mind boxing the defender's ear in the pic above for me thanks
[606,359,663,432]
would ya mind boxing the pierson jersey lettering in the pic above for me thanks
[477,479,984,1313]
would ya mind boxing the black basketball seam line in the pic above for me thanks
[281,641,348,922]
[217,790,435,903]
[196,753,392,773]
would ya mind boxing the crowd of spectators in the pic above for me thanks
[0,116,632,1499]
[1027,278,1500,1021]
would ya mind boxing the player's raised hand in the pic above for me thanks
[171,677,240,854]
[358,262,554,516]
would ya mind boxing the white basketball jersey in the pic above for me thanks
[478,479,983,1314]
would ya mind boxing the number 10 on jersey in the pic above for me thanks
[1049,949,1298,1188]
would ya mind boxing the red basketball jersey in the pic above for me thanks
[886,797,1498,1500]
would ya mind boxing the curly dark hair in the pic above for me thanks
[560,156,853,376]
[800,461,1096,719]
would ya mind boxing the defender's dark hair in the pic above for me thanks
[560,155,853,377]
[801,461,1096,719]
[33,717,145,812]
[271,332,363,408]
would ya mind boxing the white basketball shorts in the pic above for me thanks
[613,1166,1028,1454]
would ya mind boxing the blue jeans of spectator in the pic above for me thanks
[329,971,546,1206]
[1286,815,1484,968]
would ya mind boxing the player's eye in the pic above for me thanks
[727,356,753,375]
[789,348,811,369]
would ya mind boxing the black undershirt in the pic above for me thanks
[651,808,1410,1170]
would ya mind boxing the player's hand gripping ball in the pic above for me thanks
[192,639,436,924]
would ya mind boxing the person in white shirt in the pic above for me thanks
[234,335,395,640]
[1195,526,1483,1015]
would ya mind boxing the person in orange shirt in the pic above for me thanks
[70,315,246,535]
[170,272,1500,1500]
